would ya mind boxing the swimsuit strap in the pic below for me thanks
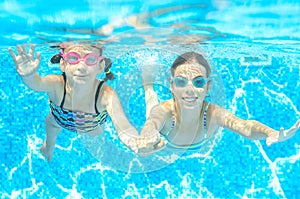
[60,72,67,108]
[165,100,176,137]
[203,101,210,139]
[166,100,209,137]
[59,74,104,114]
[94,81,105,114]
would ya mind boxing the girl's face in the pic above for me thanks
[171,63,210,108]
[60,46,105,84]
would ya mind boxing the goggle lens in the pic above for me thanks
[173,77,208,88]
[62,52,104,66]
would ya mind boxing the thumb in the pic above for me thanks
[280,127,286,137]
[266,137,273,146]
[34,52,41,67]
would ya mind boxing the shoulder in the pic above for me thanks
[97,82,120,104]
[100,82,112,91]
[42,74,64,92]
[159,99,173,113]
[43,74,64,83]
[98,82,116,95]
[43,74,64,102]
[207,103,234,126]
[207,103,225,113]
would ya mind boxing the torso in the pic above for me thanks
[159,99,218,148]
[49,73,108,133]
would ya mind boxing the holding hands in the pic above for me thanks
[9,45,41,77]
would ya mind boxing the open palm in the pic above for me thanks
[267,119,300,146]
[9,45,41,76]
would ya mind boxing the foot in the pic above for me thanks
[40,140,55,162]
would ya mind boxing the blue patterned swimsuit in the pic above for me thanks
[50,74,108,133]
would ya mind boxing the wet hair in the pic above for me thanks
[50,53,62,64]
[171,52,211,77]
[103,57,115,81]
[49,45,115,82]
[50,45,64,64]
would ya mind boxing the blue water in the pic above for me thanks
[1,0,300,198]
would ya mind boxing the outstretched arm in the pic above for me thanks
[214,105,299,146]
[138,103,169,155]
[103,85,161,153]
[9,45,57,92]
[142,103,168,134]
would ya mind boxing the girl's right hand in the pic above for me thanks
[8,45,41,77]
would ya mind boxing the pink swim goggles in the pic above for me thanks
[60,51,105,66]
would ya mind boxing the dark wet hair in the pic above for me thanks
[171,52,211,77]
[103,57,115,81]
[49,45,115,82]
[50,53,62,64]
[50,45,64,64]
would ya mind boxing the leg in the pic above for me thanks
[87,125,104,137]
[40,113,61,162]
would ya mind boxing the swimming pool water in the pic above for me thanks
[1,0,300,198]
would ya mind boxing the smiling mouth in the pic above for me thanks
[74,74,86,77]
[182,97,198,102]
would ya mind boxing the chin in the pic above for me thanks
[73,76,88,83]
[181,99,200,109]
[183,103,199,109]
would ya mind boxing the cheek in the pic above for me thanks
[172,87,184,98]
[64,66,74,72]
[97,64,104,73]
[196,87,208,97]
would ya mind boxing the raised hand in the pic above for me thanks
[281,119,300,140]
[266,119,300,146]
[8,45,41,77]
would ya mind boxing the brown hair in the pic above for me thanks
[171,52,211,77]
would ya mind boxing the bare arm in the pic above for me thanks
[214,105,299,146]
[137,103,170,155]
[103,85,161,152]
[9,45,58,92]
[142,103,169,133]
[104,85,138,136]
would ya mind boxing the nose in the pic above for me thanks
[76,61,87,71]
[185,81,195,95]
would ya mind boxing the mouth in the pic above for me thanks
[74,74,87,78]
[182,97,198,103]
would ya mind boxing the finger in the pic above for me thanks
[297,120,300,128]
[8,47,20,71]
[35,52,41,66]
[283,131,287,137]
[16,45,23,55]
[266,139,272,146]
[280,127,286,136]
[21,45,27,54]
[8,47,17,61]
[280,127,284,133]
[29,45,34,57]
[266,136,277,146]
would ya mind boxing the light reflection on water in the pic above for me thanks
[1,0,300,44]
[0,0,300,198]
